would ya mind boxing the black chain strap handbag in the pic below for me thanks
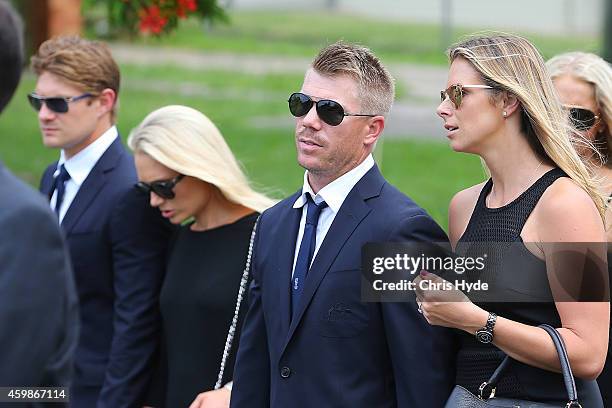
[444,324,583,407]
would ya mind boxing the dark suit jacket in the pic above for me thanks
[231,165,457,408]
[0,161,78,407]
[40,137,172,408]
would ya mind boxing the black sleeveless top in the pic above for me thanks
[454,168,603,406]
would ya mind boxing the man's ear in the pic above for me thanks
[96,88,116,117]
[364,116,385,147]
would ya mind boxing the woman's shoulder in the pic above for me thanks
[534,176,605,241]
[450,182,488,211]
[448,181,488,245]
[537,176,597,215]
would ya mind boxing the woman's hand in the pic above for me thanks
[188,388,231,408]
[413,270,488,334]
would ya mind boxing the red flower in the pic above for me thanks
[177,0,197,18]
[138,5,168,34]
[184,0,197,11]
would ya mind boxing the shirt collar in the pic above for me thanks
[56,126,118,186]
[292,154,375,212]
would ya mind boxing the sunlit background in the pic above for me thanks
[1,0,609,229]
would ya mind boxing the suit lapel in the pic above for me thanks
[274,191,302,335]
[281,165,386,352]
[61,137,124,234]
[40,165,57,199]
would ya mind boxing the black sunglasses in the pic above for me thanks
[565,106,600,131]
[288,92,376,126]
[27,92,93,114]
[135,175,185,199]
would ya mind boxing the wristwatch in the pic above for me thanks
[475,312,497,343]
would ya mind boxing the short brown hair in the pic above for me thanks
[311,41,395,116]
[31,35,120,120]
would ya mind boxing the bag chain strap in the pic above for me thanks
[214,216,260,390]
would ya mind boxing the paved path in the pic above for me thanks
[230,0,602,35]
[111,44,449,140]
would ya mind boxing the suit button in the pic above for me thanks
[280,366,291,378]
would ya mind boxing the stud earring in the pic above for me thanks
[503,111,507,117]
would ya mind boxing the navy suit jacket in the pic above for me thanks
[40,137,172,408]
[0,161,78,407]
[231,165,457,408]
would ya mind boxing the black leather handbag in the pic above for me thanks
[444,324,583,407]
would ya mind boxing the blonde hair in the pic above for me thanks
[312,41,395,116]
[546,52,612,164]
[448,33,606,220]
[128,105,275,213]
[30,35,120,121]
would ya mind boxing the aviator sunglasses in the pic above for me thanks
[288,92,377,126]
[135,175,185,199]
[27,92,93,114]
[564,106,600,131]
[440,84,494,109]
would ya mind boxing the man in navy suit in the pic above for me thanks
[0,1,78,399]
[30,36,172,408]
[231,41,456,407]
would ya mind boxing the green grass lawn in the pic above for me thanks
[27,8,588,230]
[0,64,483,230]
[93,11,602,65]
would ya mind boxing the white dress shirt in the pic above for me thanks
[291,154,375,276]
[50,126,119,222]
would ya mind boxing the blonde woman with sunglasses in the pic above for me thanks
[414,34,609,406]
[547,52,612,236]
[128,105,275,408]
[547,51,612,407]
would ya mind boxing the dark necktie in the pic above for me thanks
[292,194,328,318]
[53,164,71,216]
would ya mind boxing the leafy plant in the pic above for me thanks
[87,0,228,37]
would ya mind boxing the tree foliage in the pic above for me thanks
[88,0,228,37]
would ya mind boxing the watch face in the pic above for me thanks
[476,329,493,343]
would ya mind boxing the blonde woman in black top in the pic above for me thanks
[547,51,612,406]
[129,105,274,408]
[415,34,608,406]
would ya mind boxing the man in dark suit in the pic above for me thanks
[0,1,78,398]
[231,41,456,407]
[30,36,172,408]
